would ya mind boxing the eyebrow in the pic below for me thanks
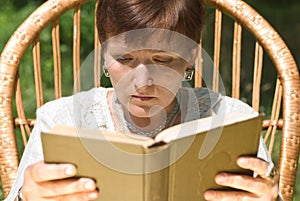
[106,47,183,60]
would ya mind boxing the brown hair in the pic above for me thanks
[96,0,205,44]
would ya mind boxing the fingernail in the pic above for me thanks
[88,192,98,199]
[65,166,75,176]
[85,180,95,190]
[204,191,215,200]
[215,174,226,184]
[237,158,248,166]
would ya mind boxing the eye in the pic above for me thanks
[115,55,134,63]
[153,56,173,64]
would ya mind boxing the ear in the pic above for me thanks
[185,47,199,70]
[190,46,199,65]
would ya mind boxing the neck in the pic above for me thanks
[121,99,179,137]
[124,100,177,131]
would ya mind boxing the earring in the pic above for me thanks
[183,69,194,81]
[103,63,110,77]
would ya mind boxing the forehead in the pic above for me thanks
[108,49,181,58]
[103,28,197,60]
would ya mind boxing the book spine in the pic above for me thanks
[143,146,170,201]
[167,143,177,201]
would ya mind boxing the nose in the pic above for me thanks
[133,64,153,88]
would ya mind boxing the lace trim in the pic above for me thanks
[91,88,115,132]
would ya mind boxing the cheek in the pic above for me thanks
[109,64,136,103]
[108,64,129,86]
[157,87,177,105]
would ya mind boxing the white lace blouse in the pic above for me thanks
[5,87,274,200]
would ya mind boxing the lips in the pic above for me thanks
[131,95,155,101]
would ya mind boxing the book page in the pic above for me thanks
[155,112,258,143]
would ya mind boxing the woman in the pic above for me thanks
[7,0,280,200]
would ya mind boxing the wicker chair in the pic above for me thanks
[0,0,299,200]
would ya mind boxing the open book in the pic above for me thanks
[41,112,263,201]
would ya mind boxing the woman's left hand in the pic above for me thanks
[204,156,279,201]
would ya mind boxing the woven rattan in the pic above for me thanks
[0,0,299,200]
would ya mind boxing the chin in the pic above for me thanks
[128,104,161,118]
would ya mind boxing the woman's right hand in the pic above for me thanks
[21,161,99,201]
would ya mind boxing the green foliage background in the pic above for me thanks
[0,0,299,200]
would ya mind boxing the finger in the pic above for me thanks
[214,172,269,196]
[44,190,99,201]
[237,157,280,186]
[204,190,257,201]
[26,161,77,182]
[236,157,269,178]
[37,177,97,197]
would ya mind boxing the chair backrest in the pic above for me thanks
[0,0,299,200]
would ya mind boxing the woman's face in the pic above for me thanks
[104,48,189,118]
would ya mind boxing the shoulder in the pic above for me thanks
[36,87,112,129]
[38,87,110,110]
[72,87,111,108]
[217,96,257,115]
[180,87,257,118]
[180,87,222,118]
[188,87,256,115]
